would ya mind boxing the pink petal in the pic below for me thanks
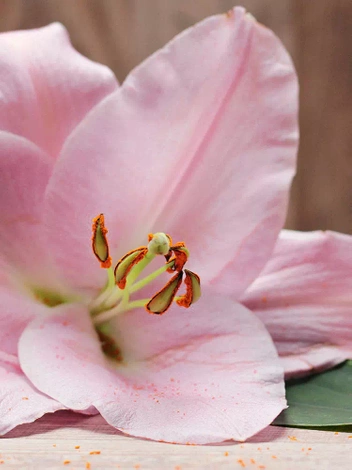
[0,360,65,436]
[241,230,352,378]
[0,133,64,288]
[0,282,65,435]
[19,293,286,444]
[43,7,298,294]
[0,23,117,159]
[0,282,47,356]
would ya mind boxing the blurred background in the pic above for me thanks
[0,0,351,234]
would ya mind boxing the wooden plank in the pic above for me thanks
[1,412,351,469]
[291,0,352,233]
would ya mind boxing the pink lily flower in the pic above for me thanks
[242,229,352,378]
[0,7,299,443]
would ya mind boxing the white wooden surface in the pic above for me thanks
[0,411,351,469]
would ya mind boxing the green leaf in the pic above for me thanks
[274,361,352,429]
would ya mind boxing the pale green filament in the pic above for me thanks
[89,267,119,312]
[130,261,174,294]
[93,298,150,326]
[107,267,115,289]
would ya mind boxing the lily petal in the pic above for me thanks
[43,7,298,294]
[0,361,65,436]
[18,293,285,444]
[0,283,65,435]
[241,230,352,378]
[0,281,48,355]
[0,132,60,288]
[0,23,117,159]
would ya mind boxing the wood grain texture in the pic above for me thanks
[0,0,351,233]
[0,412,351,469]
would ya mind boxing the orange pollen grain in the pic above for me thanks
[89,451,101,455]
[75,446,80,449]
[237,459,246,467]
[86,463,91,470]
[63,461,71,465]
[224,452,229,456]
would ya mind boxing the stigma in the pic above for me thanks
[90,214,201,323]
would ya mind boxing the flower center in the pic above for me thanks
[90,214,201,328]
[32,287,67,307]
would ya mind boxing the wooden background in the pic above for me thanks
[0,0,351,234]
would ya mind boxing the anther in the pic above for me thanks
[146,271,184,314]
[176,269,201,308]
[114,247,147,289]
[92,214,111,268]
[166,242,189,272]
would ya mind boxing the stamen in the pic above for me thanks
[146,271,183,315]
[166,242,189,272]
[90,225,201,328]
[91,214,111,268]
[114,247,147,289]
[176,269,201,308]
